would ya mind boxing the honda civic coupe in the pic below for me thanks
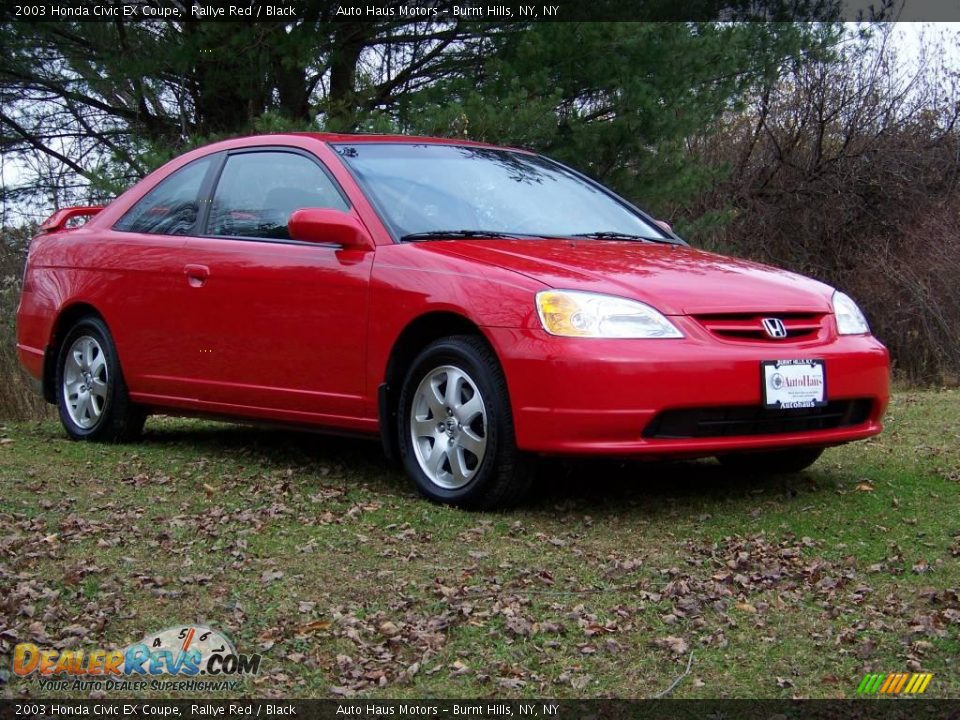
[16,133,890,508]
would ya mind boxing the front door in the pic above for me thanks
[178,149,373,426]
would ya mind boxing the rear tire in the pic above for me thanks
[55,317,146,442]
[397,335,531,509]
[717,447,824,475]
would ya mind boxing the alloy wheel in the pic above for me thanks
[62,335,109,429]
[409,364,488,489]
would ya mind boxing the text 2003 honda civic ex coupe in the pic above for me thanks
[16,134,890,508]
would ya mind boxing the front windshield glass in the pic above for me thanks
[334,143,669,241]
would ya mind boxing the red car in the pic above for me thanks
[16,133,889,508]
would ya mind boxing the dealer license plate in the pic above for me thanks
[761,359,827,409]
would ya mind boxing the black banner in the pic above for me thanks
[3,700,960,720]
[2,0,960,23]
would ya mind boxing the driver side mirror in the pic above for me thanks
[654,219,673,234]
[288,208,373,250]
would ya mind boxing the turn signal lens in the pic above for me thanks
[832,290,871,335]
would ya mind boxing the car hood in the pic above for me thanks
[417,239,835,315]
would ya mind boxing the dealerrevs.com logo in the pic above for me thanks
[12,624,261,693]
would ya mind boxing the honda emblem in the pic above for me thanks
[762,318,788,339]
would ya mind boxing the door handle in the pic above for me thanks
[184,264,210,287]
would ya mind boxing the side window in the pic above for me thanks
[114,156,214,235]
[207,151,348,240]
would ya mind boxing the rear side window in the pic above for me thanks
[114,156,214,235]
[207,151,348,240]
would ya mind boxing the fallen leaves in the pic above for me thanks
[3,408,960,701]
[295,619,331,636]
[378,620,401,637]
[570,674,592,690]
[654,635,689,656]
[505,615,535,637]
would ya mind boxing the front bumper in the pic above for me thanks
[487,325,890,457]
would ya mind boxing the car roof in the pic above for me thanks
[170,133,529,159]
[291,132,517,150]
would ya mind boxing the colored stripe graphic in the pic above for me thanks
[892,673,909,693]
[894,673,910,695]
[858,674,885,694]
[904,674,921,694]
[857,672,933,695]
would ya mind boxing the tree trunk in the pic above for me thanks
[326,23,370,131]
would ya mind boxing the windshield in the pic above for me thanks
[333,143,670,242]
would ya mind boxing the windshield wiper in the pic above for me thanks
[571,231,673,244]
[400,230,521,242]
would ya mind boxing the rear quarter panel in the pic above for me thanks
[16,226,189,396]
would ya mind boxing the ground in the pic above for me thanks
[0,390,958,699]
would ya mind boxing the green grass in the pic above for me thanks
[1,389,958,699]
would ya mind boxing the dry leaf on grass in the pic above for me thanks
[654,636,689,656]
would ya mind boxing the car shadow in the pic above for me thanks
[133,418,836,516]
[140,419,396,473]
[523,455,829,514]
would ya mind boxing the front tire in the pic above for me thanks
[717,447,824,475]
[397,335,530,509]
[55,317,145,442]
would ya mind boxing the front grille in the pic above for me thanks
[694,312,825,342]
[643,399,873,439]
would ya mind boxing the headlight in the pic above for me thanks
[832,290,870,335]
[536,290,683,339]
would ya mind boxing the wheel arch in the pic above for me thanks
[378,311,498,464]
[43,302,107,403]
